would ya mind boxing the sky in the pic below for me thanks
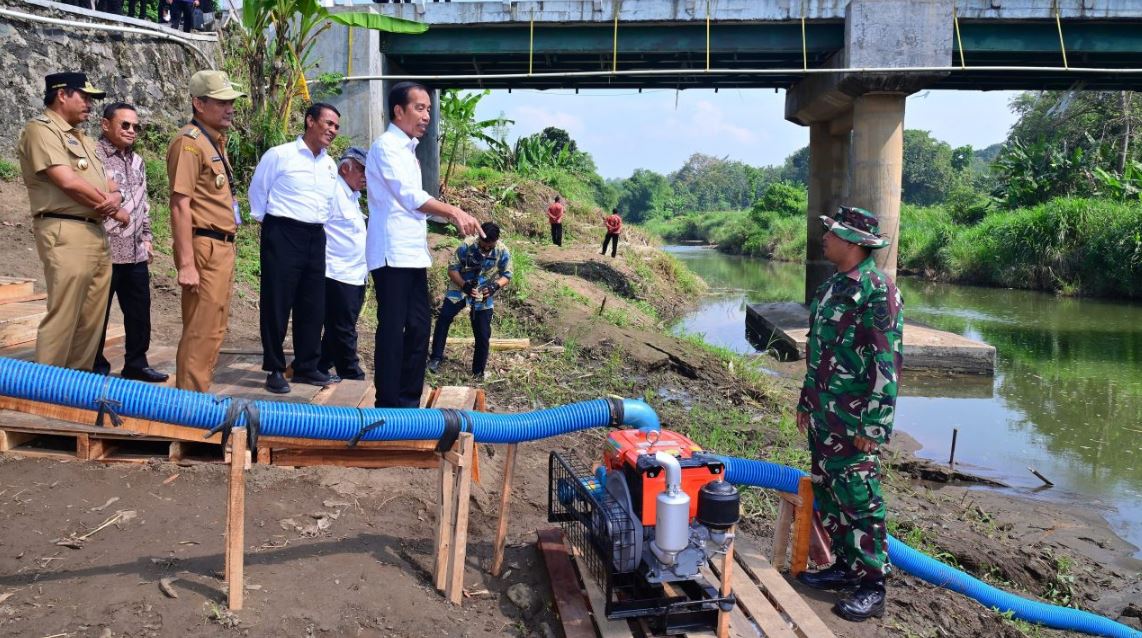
[474,89,1022,180]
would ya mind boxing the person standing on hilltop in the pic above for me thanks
[91,102,169,383]
[166,70,245,392]
[600,207,622,258]
[17,72,129,371]
[546,195,564,246]
[249,103,341,395]
[365,81,483,408]
[795,206,903,622]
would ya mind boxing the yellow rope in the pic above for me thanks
[529,9,535,76]
[346,27,354,77]
[1054,1,1069,69]
[612,1,619,74]
[800,0,807,70]
[705,0,711,72]
[953,6,965,69]
[801,15,807,71]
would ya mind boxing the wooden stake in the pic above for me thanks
[790,476,814,577]
[446,433,474,604]
[771,499,793,570]
[490,443,518,577]
[433,447,456,591]
[716,526,735,638]
[225,428,247,611]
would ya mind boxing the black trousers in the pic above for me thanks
[169,0,193,31]
[99,0,124,14]
[318,278,366,379]
[259,215,326,376]
[126,0,148,20]
[372,266,430,408]
[94,261,153,374]
[550,223,563,246]
[601,232,619,257]
[430,298,493,375]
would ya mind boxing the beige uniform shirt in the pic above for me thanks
[166,122,238,235]
[17,109,107,219]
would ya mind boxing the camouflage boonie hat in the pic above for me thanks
[820,206,889,249]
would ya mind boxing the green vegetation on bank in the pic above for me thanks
[626,90,1141,300]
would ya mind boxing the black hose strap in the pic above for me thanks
[436,408,464,453]
[94,375,123,428]
[606,396,624,428]
[206,398,260,452]
[348,408,385,448]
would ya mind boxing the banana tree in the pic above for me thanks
[230,0,426,175]
[439,89,513,192]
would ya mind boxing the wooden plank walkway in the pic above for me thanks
[539,528,836,638]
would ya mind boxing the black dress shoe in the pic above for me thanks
[265,371,291,394]
[122,367,170,383]
[291,370,334,387]
[833,583,886,621]
[339,370,366,381]
[797,565,860,591]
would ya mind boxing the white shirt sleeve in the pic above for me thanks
[247,148,277,222]
[372,139,432,214]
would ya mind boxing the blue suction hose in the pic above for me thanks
[716,456,1141,638]
[0,358,1136,637]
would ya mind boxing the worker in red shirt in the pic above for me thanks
[546,195,565,246]
[601,208,622,258]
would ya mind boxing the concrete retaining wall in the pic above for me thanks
[0,0,222,158]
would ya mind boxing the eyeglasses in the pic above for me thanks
[119,121,143,133]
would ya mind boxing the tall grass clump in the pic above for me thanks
[945,198,1141,298]
[897,204,956,275]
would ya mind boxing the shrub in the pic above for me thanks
[0,159,18,182]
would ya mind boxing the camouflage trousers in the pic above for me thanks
[809,432,890,583]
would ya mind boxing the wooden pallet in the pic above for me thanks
[0,408,222,464]
[538,528,835,638]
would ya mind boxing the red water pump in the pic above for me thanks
[549,427,740,634]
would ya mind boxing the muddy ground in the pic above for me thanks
[1,176,1140,638]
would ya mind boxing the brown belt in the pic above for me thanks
[37,213,98,224]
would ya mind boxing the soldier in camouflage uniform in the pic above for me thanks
[795,206,903,622]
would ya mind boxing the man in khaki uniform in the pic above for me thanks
[166,70,246,392]
[17,72,129,370]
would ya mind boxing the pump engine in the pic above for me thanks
[549,428,740,634]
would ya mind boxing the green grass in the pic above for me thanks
[0,159,19,182]
[555,283,588,304]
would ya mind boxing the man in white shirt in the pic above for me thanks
[249,102,340,394]
[318,147,369,381]
[366,81,482,408]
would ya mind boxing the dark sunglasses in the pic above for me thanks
[119,121,143,133]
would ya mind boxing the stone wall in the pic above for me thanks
[0,0,223,159]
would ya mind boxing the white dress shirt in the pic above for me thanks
[365,123,434,269]
[325,176,368,285]
[248,137,338,224]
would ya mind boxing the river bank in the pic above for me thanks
[0,170,1140,636]
[646,197,1142,300]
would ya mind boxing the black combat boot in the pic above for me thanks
[833,580,886,621]
[797,565,860,591]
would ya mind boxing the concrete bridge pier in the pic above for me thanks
[414,90,442,199]
[850,93,905,281]
[786,0,953,295]
[804,119,849,302]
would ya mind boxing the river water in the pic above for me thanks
[666,245,1142,556]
